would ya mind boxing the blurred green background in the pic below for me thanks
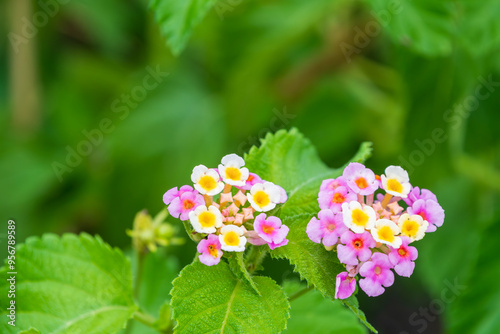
[1,0,499,333]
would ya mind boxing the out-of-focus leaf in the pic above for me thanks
[123,251,179,334]
[448,214,500,333]
[365,0,453,56]
[150,0,218,55]
[416,177,481,296]
[284,281,367,334]
[455,0,500,58]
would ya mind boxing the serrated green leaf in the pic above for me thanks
[283,281,367,334]
[227,252,260,295]
[244,128,375,332]
[171,261,289,333]
[0,233,136,334]
[150,0,218,55]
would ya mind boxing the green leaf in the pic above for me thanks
[227,252,261,295]
[283,281,367,334]
[447,215,500,334]
[244,128,375,332]
[19,329,40,334]
[455,0,500,58]
[124,251,179,334]
[365,0,454,56]
[0,233,136,334]
[150,0,218,55]
[171,261,290,333]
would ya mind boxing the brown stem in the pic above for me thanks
[9,0,41,136]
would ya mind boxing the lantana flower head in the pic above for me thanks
[163,153,289,266]
[343,163,379,195]
[307,162,444,299]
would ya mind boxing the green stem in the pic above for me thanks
[133,310,157,328]
[288,286,314,302]
[134,251,145,300]
[245,245,268,274]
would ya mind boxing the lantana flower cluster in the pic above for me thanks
[307,163,445,298]
[163,154,289,266]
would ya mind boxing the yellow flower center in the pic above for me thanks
[208,244,218,258]
[377,226,395,243]
[374,266,382,275]
[199,175,217,191]
[352,209,369,226]
[402,220,419,238]
[355,177,368,189]
[199,212,216,228]
[224,231,240,246]
[387,178,403,193]
[254,191,270,207]
[225,167,242,181]
[262,224,274,235]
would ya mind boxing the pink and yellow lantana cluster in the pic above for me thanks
[307,163,445,298]
[163,154,289,266]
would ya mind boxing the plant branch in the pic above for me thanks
[133,310,157,328]
[288,286,314,302]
